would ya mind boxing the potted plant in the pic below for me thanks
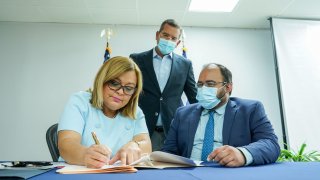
[277,143,320,162]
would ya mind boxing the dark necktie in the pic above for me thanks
[201,111,214,161]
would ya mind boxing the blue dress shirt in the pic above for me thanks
[152,48,172,126]
[190,103,253,165]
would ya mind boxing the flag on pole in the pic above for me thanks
[104,42,111,62]
[101,28,113,63]
[181,29,190,105]
[182,46,187,59]
[181,29,187,58]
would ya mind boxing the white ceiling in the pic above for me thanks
[1,0,320,29]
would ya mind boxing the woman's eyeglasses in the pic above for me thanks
[106,80,136,96]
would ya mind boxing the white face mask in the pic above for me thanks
[196,86,223,109]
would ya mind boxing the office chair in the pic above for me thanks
[46,123,60,162]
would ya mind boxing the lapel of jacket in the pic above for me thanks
[142,49,161,93]
[162,53,179,95]
[187,104,203,157]
[222,99,238,145]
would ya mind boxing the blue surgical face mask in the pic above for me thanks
[196,86,221,110]
[157,38,176,55]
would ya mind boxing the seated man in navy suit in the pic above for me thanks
[162,63,280,167]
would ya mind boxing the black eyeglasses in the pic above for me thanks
[197,81,227,88]
[106,80,136,96]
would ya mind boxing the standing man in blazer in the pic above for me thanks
[162,63,280,167]
[130,19,197,151]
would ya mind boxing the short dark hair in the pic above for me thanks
[159,19,182,38]
[203,63,233,84]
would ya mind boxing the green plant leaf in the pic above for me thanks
[277,143,320,162]
[298,143,307,156]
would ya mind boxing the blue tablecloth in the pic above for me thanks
[30,162,320,180]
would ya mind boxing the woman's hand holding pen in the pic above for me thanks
[109,141,142,165]
[83,144,112,168]
[83,132,112,168]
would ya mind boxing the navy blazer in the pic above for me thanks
[162,97,280,165]
[130,49,197,136]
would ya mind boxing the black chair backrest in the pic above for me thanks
[46,123,59,162]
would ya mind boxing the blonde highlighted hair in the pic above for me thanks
[90,56,142,119]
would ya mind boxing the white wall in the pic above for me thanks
[0,22,282,160]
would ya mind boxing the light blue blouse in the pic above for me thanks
[58,91,149,158]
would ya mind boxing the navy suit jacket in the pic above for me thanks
[130,49,197,136]
[162,97,280,165]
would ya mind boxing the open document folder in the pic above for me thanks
[130,151,203,169]
[56,151,205,174]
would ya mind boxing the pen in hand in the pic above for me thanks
[91,131,100,145]
[91,131,110,165]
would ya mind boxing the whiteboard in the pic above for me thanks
[271,18,320,151]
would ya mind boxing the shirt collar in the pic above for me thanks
[202,101,228,116]
[153,48,173,59]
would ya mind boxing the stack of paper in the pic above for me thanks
[56,164,137,174]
